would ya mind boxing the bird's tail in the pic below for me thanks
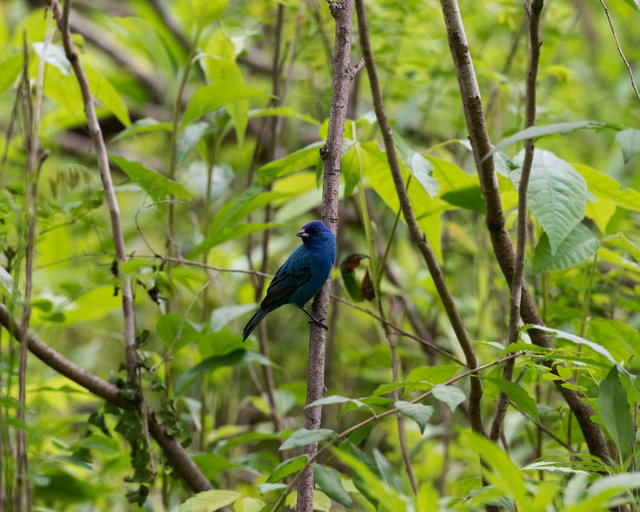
[243,308,268,341]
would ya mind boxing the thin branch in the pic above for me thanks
[598,0,640,104]
[296,0,354,509]
[437,0,610,462]
[355,0,485,437]
[0,303,212,493]
[490,0,544,444]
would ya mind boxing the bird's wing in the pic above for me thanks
[261,247,313,309]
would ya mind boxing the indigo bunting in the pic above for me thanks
[243,220,336,341]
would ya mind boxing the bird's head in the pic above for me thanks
[296,220,335,249]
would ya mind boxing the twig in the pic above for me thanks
[489,0,544,444]
[598,0,640,104]
[437,0,610,462]
[296,0,354,509]
[0,303,212,492]
[355,0,485,437]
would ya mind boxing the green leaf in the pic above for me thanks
[248,106,320,126]
[72,434,119,455]
[586,473,640,499]
[156,314,200,354]
[602,232,640,262]
[529,325,618,366]
[178,121,213,163]
[257,142,324,186]
[110,155,190,201]
[620,0,640,9]
[190,0,229,25]
[266,455,307,483]
[0,267,17,296]
[598,366,634,459]
[255,483,287,495]
[181,83,264,128]
[279,428,335,450]
[174,349,249,395]
[533,223,599,273]
[190,222,281,257]
[427,156,485,214]
[210,304,257,332]
[512,150,589,254]
[589,316,640,364]
[233,497,264,512]
[486,378,539,421]
[432,384,465,412]
[85,66,131,126]
[179,490,241,512]
[393,130,439,197]
[485,121,607,160]
[394,401,434,433]
[0,54,23,95]
[313,464,353,507]
[615,129,640,164]
[33,43,71,75]
[110,118,172,143]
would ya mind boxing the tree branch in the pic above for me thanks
[0,303,212,493]
[355,0,485,438]
[437,0,610,461]
[297,0,353,509]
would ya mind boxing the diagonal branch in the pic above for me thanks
[0,303,212,493]
[355,0,485,438]
[437,0,610,461]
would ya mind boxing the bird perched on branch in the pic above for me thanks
[243,220,336,341]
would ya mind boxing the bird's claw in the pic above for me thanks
[308,318,329,330]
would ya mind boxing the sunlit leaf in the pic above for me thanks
[110,155,190,201]
[179,490,241,512]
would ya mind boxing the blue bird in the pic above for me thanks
[243,220,336,341]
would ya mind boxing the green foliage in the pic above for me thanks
[2,0,640,510]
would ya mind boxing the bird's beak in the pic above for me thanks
[297,228,309,239]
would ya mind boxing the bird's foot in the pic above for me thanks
[308,317,328,330]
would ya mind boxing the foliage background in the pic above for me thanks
[1,0,640,510]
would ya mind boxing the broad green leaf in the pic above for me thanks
[313,464,353,507]
[33,42,70,76]
[393,130,439,197]
[266,455,307,483]
[306,394,365,409]
[615,129,640,164]
[190,0,229,25]
[589,317,640,364]
[597,366,633,459]
[174,349,250,395]
[203,31,248,145]
[432,384,466,412]
[533,223,599,273]
[586,473,640,498]
[602,232,640,262]
[85,66,131,126]
[179,490,241,512]
[463,430,528,505]
[210,304,257,332]
[574,163,640,231]
[417,482,439,512]
[279,428,335,450]
[485,121,607,160]
[181,83,263,128]
[394,401,434,433]
[0,267,16,296]
[427,156,485,214]
[156,314,200,354]
[110,118,172,143]
[233,497,264,512]
[248,106,320,126]
[486,378,539,421]
[620,0,640,9]
[512,150,588,255]
[255,483,287,495]
[177,121,213,163]
[341,144,363,199]
[258,142,324,186]
[0,54,22,95]
[110,155,190,201]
